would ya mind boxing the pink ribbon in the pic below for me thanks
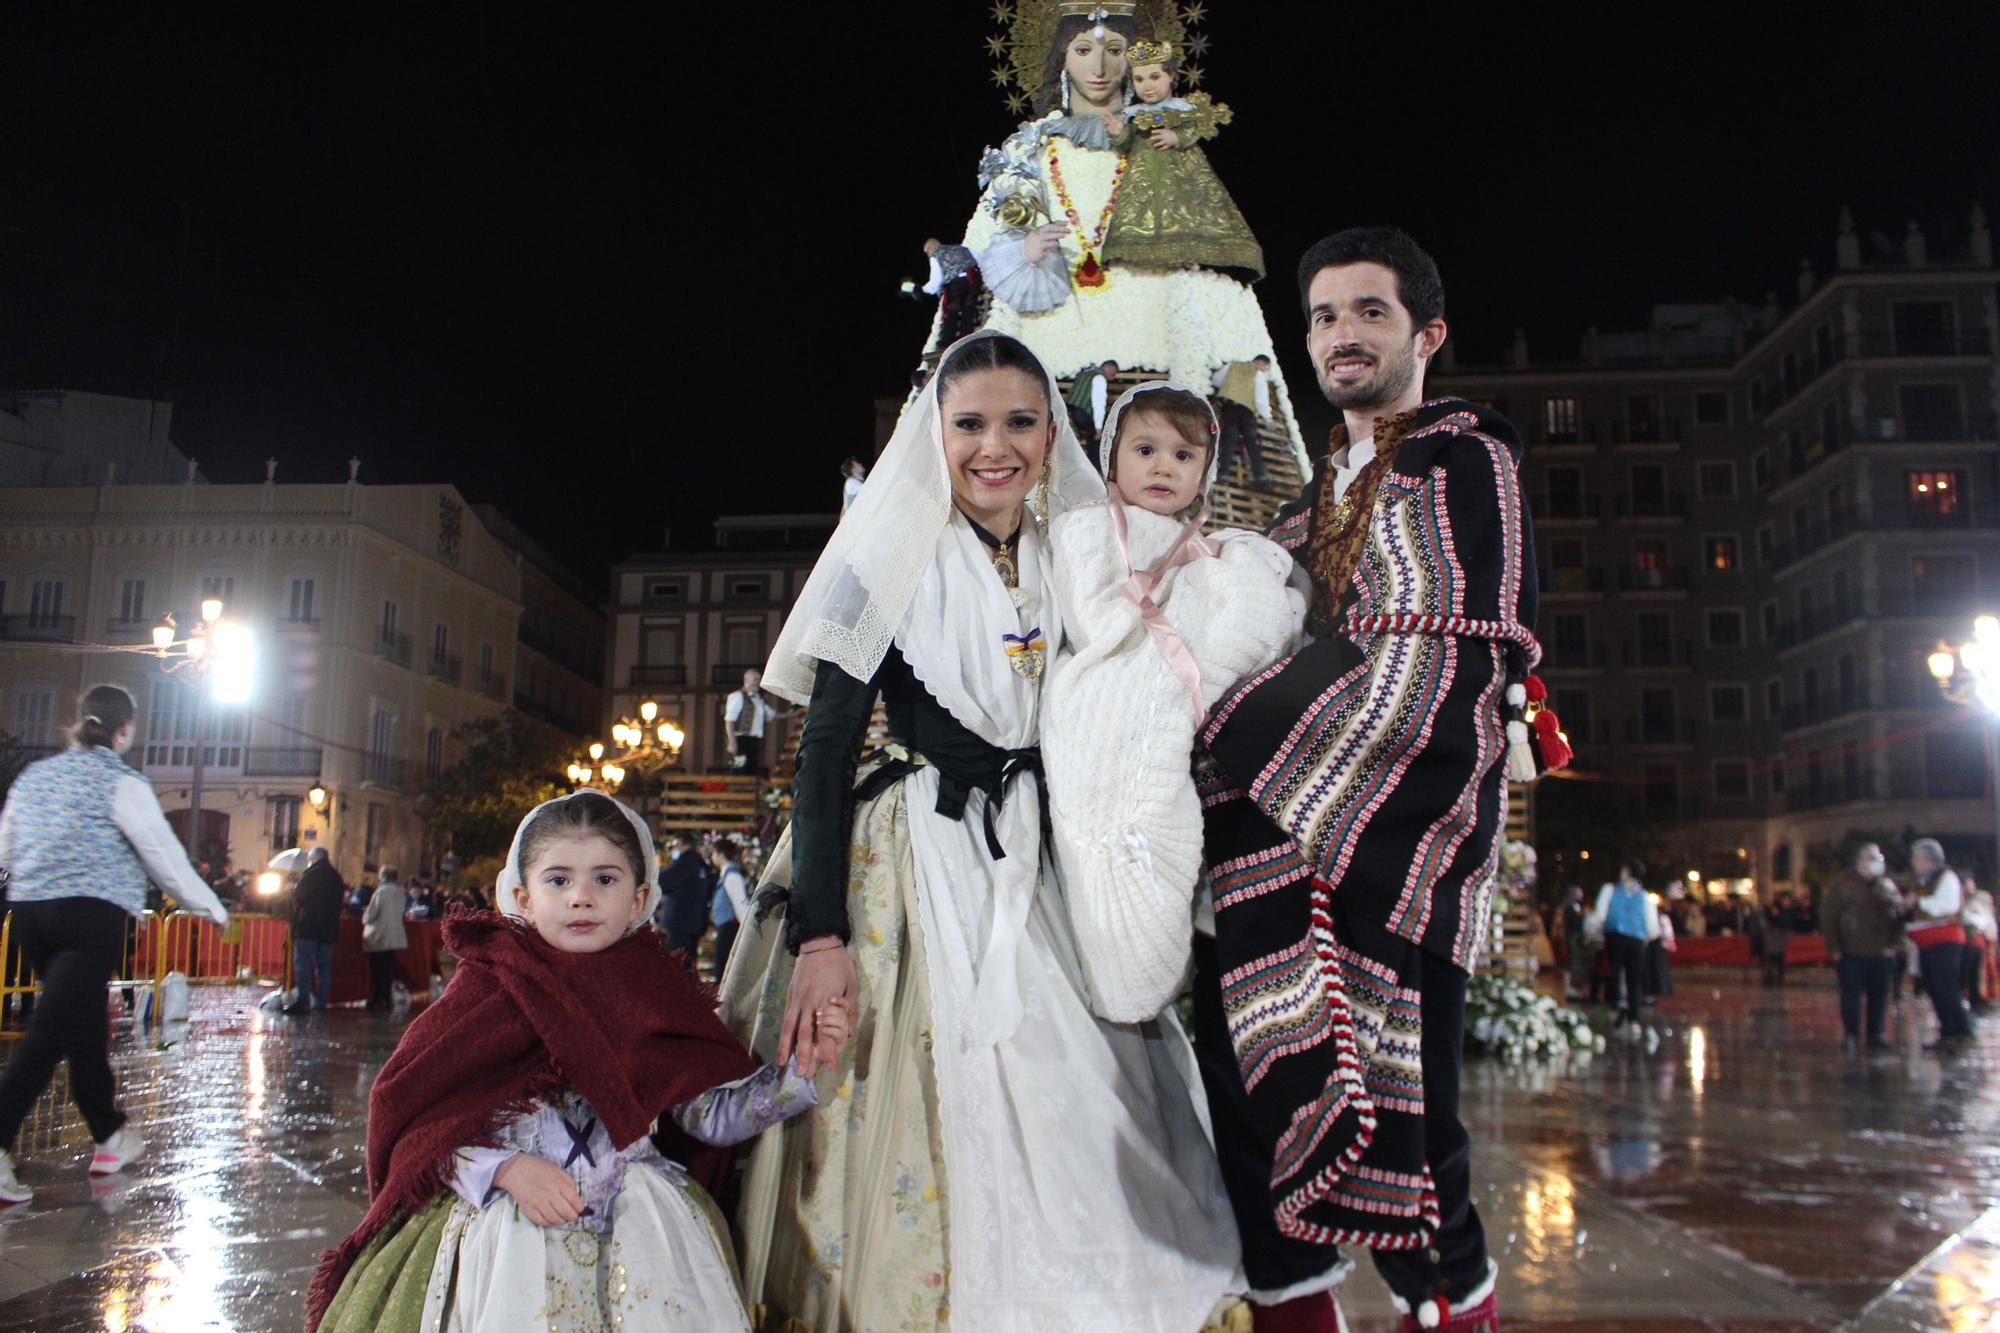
[1109,499,1219,728]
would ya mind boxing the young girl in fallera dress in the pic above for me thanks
[307,790,847,1333]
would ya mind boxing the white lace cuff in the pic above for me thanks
[979,233,1071,314]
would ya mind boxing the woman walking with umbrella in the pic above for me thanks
[0,684,230,1204]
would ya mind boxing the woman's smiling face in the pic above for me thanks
[940,366,1052,532]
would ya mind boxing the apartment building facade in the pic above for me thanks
[0,473,521,884]
[1440,207,1999,896]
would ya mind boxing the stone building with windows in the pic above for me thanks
[0,452,523,885]
[473,505,605,739]
[1440,206,2000,897]
[605,515,835,773]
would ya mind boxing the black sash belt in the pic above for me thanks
[853,745,1050,861]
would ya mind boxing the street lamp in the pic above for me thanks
[566,700,686,801]
[1927,615,2000,871]
[150,598,257,860]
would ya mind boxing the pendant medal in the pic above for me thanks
[1074,251,1108,290]
[991,546,1019,588]
[1003,628,1047,681]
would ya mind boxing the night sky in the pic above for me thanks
[4,4,1995,585]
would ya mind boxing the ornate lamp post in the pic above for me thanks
[149,596,257,860]
[566,699,686,809]
[1927,614,2000,870]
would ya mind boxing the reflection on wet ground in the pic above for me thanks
[0,975,1995,1329]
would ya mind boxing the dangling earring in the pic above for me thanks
[1034,454,1054,523]
[1061,70,1071,113]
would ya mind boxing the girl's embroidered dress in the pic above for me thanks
[308,910,817,1333]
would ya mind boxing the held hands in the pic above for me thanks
[494,1153,587,1228]
[1022,221,1070,265]
[781,939,858,1078]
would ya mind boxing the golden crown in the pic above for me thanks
[1127,38,1175,67]
[1058,1,1138,15]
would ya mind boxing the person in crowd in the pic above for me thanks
[1821,842,1903,1053]
[724,330,1240,1330]
[839,456,868,515]
[286,847,346,1014]
[723,668,783,775]
[1210,354,1278,490]
[1648,899,1676,1001]
[1905,837,1974,1051]
[1065,357,1121,441]
[0,684,230,1205]
[1961,875,1995,1016]
[1594,861,1659,1037]
[918,236,984,347]
[655,834,712,962]
[1760,892,1797,986]
[362,864,408,1012]
[305,791,846,1332]
[708,838,748,980]
[1561,887,1592,1000]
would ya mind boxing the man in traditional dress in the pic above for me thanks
[1196,227,1535,1333]
[920,237,984,346]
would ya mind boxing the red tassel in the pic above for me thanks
[1534,708,1572,771]
[1524,673,1549,704]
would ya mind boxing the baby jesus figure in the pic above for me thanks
[1099,39,1263,281]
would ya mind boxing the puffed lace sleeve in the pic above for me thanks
[969,121,1072,314]
[669,1060,821,1147]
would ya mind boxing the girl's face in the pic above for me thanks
[1130,63,1174,104]
[941,366,1053,533]
[1063,30,1127,110]
[512,830,644,953]
[1112,408,1208,516]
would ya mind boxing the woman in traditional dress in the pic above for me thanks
[722,330,1241,1332]
[961,4,1297,451]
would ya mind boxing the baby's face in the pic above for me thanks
[1112,409,1207,516]
[512,830,644,953]
[1131,64,1174,104]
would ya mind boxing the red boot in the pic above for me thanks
[1394,1258,1498,1332]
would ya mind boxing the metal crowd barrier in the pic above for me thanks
[0,908,293,1030]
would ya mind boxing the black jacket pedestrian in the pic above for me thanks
[656,849,712,945]
[293,858,347,944]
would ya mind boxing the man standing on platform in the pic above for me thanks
[655,834,713,963]
[723,668,782,775]
[1197,227,1535,1333]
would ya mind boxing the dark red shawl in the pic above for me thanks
[305,909,756,1330]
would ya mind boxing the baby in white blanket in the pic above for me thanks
[1045,382,1307,1021]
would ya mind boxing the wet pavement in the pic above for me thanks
[0,975,1995,1331]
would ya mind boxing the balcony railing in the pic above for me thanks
[362,755,416,791]
[1856,331,1989,359]
[103,617,151,638]
[275,616,321,633]
[243,747,324,777]
[1540,565,1606,595]
[428,652,463,686]
[1611,416,1681,445]
[0,614,79,643]
[1780,689,1873,733]
[1530,495,1601,522]
[375,628,412,667]
[712,662,763,687]
[1624,717,1698,746]
[1775,413,1999,489]
[1622,639,1694,669]
[1614,493,1688,520]
[1616,563,1690,593]
[630,664,689,687]
[1543,639,1608,670]
[478,670,508,701]
[1774,502,2000,570]
[518,621,602,681]
[1529,422,1598,447]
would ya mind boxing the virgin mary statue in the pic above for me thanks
[950,0,1305,464]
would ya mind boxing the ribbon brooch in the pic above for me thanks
[1003,628,1047,681]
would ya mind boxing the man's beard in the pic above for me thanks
[1316,344,1418,412]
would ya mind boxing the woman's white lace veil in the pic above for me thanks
[496,790,662,931]
[764,328,1104,705]
[1097,379,1223,499]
